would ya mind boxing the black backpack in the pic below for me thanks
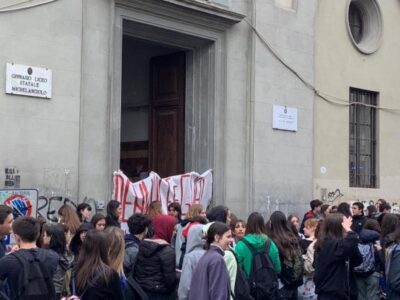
[241,239,278,300]
[230,250,254,300]
[12,250,56,300]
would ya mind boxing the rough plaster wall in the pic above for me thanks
[224,0,315,218]
[224,0,252,218]
[314,0,400,205]
[78,0,113,203]
[0,0,82,198]
[250,0,315,218]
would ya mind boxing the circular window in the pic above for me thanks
[346,0,383,54]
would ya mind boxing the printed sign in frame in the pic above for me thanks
[0,189,38,218]
[5,63,52,99]
[272,105,298,132]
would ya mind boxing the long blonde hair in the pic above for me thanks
[104,226,125,277]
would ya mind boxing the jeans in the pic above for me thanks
[355,272,380,300]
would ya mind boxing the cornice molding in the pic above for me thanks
[116,0,245,30]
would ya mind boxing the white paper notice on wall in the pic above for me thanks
[5,63,52,99]
[272,105,298,132]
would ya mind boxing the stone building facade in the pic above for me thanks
[314,0,400,208]
[1,0,317,217]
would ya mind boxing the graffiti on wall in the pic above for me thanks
[37,195,99,223]
[37,196,76,222]
[321,188,344,204]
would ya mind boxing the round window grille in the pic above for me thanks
[345,0,383,54]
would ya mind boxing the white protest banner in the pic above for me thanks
[113,170,212,223]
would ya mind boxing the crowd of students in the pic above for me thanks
[1,198,400,300]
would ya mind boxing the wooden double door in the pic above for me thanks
[149,52,185,178]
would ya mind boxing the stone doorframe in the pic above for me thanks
[109,0,244,204]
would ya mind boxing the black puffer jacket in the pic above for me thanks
[133,239,177,294]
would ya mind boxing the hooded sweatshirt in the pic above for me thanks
[69,222,94,257]
[235,233,281,277]
[178,224,205,300]
[202,222,237,299]
[189,245,230,300]
[133,214,177,294]
[152,215,176,243]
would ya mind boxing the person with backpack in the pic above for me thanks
[0,216,59,300]
[314,213,362,300]
[235,212,280,300]
[190,221,233,300]
[178,224,205,300]
[267,211,304,300]
[72,229,123,299]
[123,213,151,275]
[42,224,74,299]
[354,219,382,300]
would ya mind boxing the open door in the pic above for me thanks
[149,52,185,178]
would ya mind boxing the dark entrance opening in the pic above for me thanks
[120,36,186,181]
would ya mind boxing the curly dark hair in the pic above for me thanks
[127,213,151,235]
